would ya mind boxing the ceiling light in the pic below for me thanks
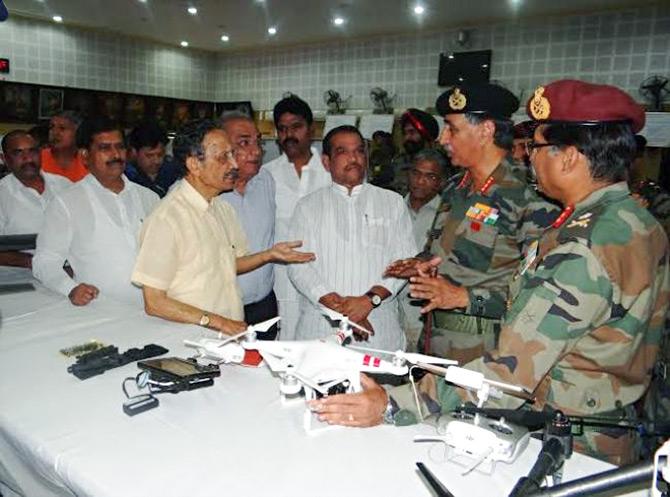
[187,6,197,15]
[333,17,345,26]
[221,35,230,42]
[180,41,189,47]
[268,26,277,35]
[52,15,63,22]
[413,4,425,15]
[137,0,147,3]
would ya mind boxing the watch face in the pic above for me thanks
[371,294,382,306]
[200,314,210,326]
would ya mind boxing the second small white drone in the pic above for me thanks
[412,363,534,475]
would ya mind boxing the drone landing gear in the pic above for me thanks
[303,379,357,435]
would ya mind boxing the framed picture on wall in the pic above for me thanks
[193,101,214,120]
[96,93,123,121]
[123,95,147,129]
[0,83,37,122]
[146,97,173,131]
[216,101,254,119]
[171,101,192,130]
[64,89,95,119]
[38,88,64,120]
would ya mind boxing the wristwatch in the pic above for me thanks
[199,313,210,327]
[383,396,398,425]
[365,291,382,308]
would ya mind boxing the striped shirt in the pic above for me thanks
[288,182,417,351]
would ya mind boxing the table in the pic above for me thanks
[0,284,642,497]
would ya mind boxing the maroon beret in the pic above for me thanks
[526,79,645,133]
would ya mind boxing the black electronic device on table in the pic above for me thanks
[68,344,169,379]
[137,357,220,393]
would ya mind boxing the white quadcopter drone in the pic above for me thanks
[412,363,534,475]
[241,307,454,433]
[183,317,280,365]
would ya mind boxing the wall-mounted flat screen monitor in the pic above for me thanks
[438,50,492,87]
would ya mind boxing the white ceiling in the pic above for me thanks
[7,0,653,52]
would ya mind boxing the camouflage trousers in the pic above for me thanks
[572,405,642,466]
[418,311,500,364]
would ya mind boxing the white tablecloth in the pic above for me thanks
[0,284,642,497]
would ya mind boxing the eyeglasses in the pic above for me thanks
[525,141,557,156]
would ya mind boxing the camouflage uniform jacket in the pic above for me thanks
[391,182,670,424]
[431,158,558,320]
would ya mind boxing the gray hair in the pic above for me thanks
[412,148,450,176]
[464,113,514,151]
[52,110,83,128]
[219,111,254,128]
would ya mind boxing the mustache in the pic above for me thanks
[282,138,299,147]
[106,159,125,167]
[225,170,239,180]
[20,162,38,170]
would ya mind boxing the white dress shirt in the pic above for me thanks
[0,172,71,235]
[220,168,276,305]
[33,175,159,305]
[264,147,331,338]
[288,182,418,351]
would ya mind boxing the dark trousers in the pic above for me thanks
[243,291,278,341]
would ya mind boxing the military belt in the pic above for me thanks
[432,311,500,336]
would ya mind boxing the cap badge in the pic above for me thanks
[529,86,551,120]
[449,88,467,111]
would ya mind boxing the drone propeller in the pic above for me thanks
[216,316,280,348]
[349,345,457,366]
[319,307,371,335]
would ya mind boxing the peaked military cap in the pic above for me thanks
[526,79,645,133]
[435,83,519,120]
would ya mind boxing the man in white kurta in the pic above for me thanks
[0,130,71,269]
[288,125,417,351]
[33,118,158,307]
[264,95,331,339]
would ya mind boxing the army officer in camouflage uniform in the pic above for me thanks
[310,80,670,465]
[387,83,558,365]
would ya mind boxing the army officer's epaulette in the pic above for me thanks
[555,202,618,247]
[440,172,465,201]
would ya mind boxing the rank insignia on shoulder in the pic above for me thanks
[567,212,592,229]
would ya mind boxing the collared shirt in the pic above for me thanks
[390,182,670,429]
[33,175,159,304]
[263,147,331,334]
[405,193,442,251]
[400,193,441,330]
[124,157,181,198]
[0,172,71,235]
[432,159,559,319]
[132,179,249,320]
[40,148,88,182]
[220,168,276,305]
[288,182,418,351]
